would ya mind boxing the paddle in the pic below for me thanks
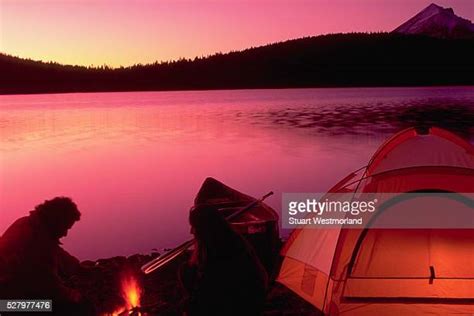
[141,191,274,274]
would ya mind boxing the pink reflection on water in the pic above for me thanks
[2,88,471,259]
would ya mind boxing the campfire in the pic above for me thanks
[110,272,143,316]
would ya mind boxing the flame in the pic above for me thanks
[108,273,142,316]
[121,274,141,310]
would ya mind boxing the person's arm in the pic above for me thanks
[31,244,82,303]
[57,247,82,277]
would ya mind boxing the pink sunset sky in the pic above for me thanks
[1,0,473,67]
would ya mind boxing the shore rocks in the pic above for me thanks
[68,252,320,315]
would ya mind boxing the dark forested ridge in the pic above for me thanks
[1,33,473,95]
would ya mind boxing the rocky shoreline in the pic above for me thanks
[68,252,320,315]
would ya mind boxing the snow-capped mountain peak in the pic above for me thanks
[393,3,474,39]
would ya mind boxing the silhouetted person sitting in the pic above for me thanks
[179,204,268,316]
[0,197,93,315]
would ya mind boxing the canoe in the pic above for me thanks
[194,177,280,273]
[142,177,280,275]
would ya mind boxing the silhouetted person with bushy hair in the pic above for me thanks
[179,204,268,316]
[0,197,92,315]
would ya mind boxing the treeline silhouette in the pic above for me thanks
[1,33,473,95]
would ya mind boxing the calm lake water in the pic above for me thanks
[1,87,473,260]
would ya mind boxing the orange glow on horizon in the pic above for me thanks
[2,0,473,67]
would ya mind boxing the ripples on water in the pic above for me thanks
[248,98,474,139]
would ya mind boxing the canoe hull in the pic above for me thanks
[194,177,280,274]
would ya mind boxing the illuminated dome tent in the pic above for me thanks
[278,127,474,315]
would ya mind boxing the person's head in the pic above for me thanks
[30,197,81,239]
